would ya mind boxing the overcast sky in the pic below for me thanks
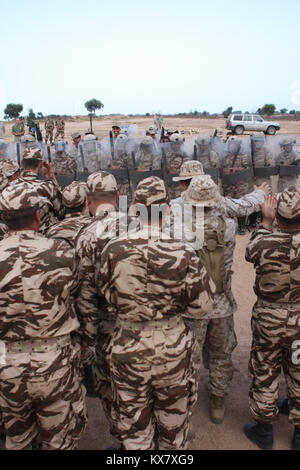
[1,0,300,117]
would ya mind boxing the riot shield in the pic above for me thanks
[0,140,18,163]
[222,136,254,197]
[160,137,190,185]
[251,135,277,188]
[193,134,222,183]
[52,140,77,187]
[273,135,300,192]
[80,136,102,175]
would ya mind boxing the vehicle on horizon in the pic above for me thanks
[226,114,280,135]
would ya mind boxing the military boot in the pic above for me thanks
[237,216,246,235]
[292,426,300,450]
[243,422,273,450]
[277,398,289,416]
[210,395,225,424]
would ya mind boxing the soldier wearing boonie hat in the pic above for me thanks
[97,174,213,450]
[0,180,87,450]
[244,187,300,450]
[74,170,125,438]
[0,159,20,192]
[46,181,90,247]
[171,173,270,426]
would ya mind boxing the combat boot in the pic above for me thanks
[243,422,273,450]
[237,216,246,235]
[210,395,225,424]
[277,398,289,416]
[292,426,300,450]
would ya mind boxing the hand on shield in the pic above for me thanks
[254,182,271,195]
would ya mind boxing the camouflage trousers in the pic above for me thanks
[223,181,251,199]
[45,130,53,144]
[54,129,65,140]
[277,176,298,193]
[249,301,300,426]
[110,320,197,450]
[92,318,120,440]
[184,315,237,397]
[0,342,87,450]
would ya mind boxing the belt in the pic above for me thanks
[117,315,183,331]
[5,334,71,354]
[257,299,300,309]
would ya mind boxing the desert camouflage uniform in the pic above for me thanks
[0,185,87,450]
[252,144,275,187]
[98,176,213,450]
[163,145,190,199]
[109,144,134,201]
[54,118,65,140]
[275,147,300,192]
[136,142,161,171]
[44,119,55,144]
[0,159,20,242]
[223,148,251,198]
[246,222,300,426]
[52,150,77,182]
[194,145,220,183]
[170,184,266,397]
[81,138,102,174]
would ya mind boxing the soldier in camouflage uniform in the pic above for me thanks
[194,134,221,185]
[275,137,300,192]
[222,137,253,234]
[46,181,90,246]
[12,147,65,234]
[136,136,161,171]
[52,140,77,186]
[69,132,82,160]
[245,189,300,450]
[54,116,65,141]
[0,183,87,450]
[171,174,269,425]
[162,133,190,200]
[108,133,133,203]
[98,176,213,450]
[81,134,102,173]
[44,117,55,145]
[75,171,125,441]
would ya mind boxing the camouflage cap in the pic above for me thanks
[87,171,117,194]
[170,133,184,143]
[141,136,153,146]
[0,159,19,178]
[0,182,41,212]
[173,160,204,182]
[277,187,300,220]
[166,128,177,135]
[83,134,97,142]
[62,181,87,208]
[20,134,35,143]
[280,137,295,146]
[195,134,210,146]
[112,122,121,129]
[23,147,43,160]
[182,175,221,207]
[71,131,81,140]
[135,176,168,207]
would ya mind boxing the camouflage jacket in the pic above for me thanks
[82,149,102,173]
[53,152,77,176]
[110,150,134,169]
[223,151,250,169]
[136,148,161,171]
[275,150,300,167]
[169,189,266,319]
[98,225,213,324]
[246,225,300,303]
[0,222,8,241]
[75,208,127,346]
[44,120,55,131]
[12,171,65,234]
[164,151,190,174]
[46,213,91,247]
[0,230,79,341]
[195,148,220,169]
[252,148,274,167]
[55,119,65,130]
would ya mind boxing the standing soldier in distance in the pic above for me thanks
[44,116,55,145]
[54,115,65,141]
[245,189,300,450]
[0,183,87,450]
[275,137,300,192]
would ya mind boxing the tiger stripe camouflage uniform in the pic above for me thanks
[11,147,65,234]
[246,189,300,428]
[54,118,65,141]
[75,171,125,440]
[98,177,213,450]
[0,183,87,450]
[0,159,20,242]
[169,172,266,406]
[46,181,90,246]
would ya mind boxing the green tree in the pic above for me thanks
[260,104,276,116]
[222,106,233,118]
[84,99,104,133]
[4,103,23,120]
[280,108,288,114]
[37,112,44,119]
[289,109,296,114]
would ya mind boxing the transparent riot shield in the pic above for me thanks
[193,134,222,184]
[222,136,253,197]
[129,138,163,197]
[52,140,77,187]
[273,135,300,192]
[251,135,277,187]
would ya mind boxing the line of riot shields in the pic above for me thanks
[1,133,300,206]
